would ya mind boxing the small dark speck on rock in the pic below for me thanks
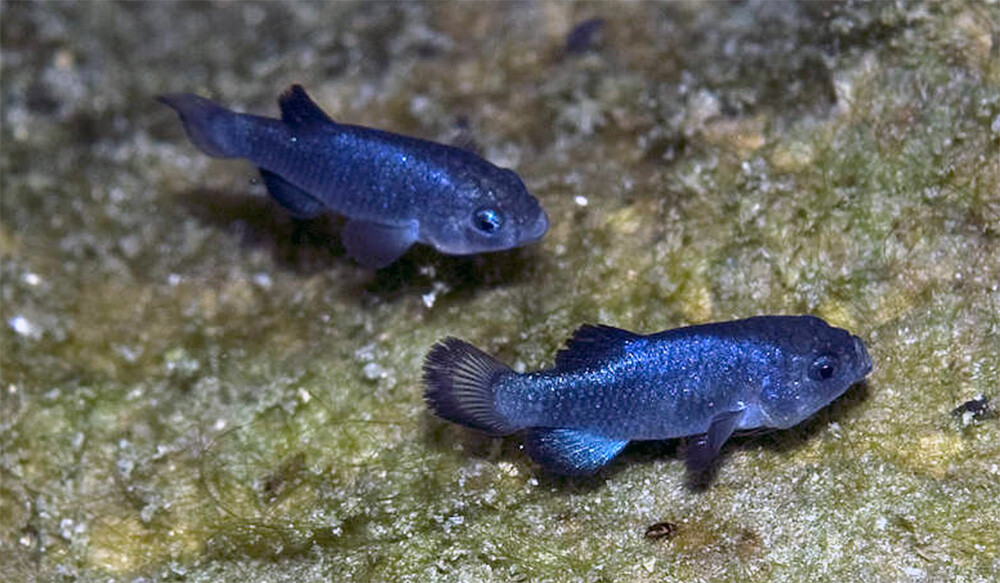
[644,521,677,541]
[565,18,605,55]
[950,395,996,424]
[26,82,60,115]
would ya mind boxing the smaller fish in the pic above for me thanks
[423,316,872,476]
[159,85,549,268]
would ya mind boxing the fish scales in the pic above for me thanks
[159,85,548,268]
[501,336,780,439]
[239,120,441,219]
[424,316,873,476]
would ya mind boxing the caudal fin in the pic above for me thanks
[422,337,519,435]
[157,93,242,158]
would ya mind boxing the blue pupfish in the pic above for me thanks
[158,85,549,268]
[423,315,872,475]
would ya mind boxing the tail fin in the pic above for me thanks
[157,93,242,158]
[422,338,519,435]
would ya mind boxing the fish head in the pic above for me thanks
[423,166,549,256]
[757,316,872,429]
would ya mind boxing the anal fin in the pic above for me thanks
[259,169,326,219]
[524,428,628,476]
[342,219,418,268]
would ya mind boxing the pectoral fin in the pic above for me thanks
[524,428,628,476]
[342,219,418,268]
[259,169,326,219]
[685,409,744,473]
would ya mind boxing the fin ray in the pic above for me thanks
[342,219,418,268]
[685,409,744,473]
[158,93,240,158]
[423,338,518,435]
[554,324,643,370]
[524,428,628,475]
[259,169,326,218]
[278,85,334,129]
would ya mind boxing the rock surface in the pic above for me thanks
[2,1,997,581]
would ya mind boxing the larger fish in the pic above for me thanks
[423,315,872,475]
[158,85,549,268]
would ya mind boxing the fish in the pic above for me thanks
[423,315,873,475]
[158,85,549,268]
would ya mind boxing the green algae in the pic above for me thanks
[2,1,998,581]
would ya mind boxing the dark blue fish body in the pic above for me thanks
[158,85,549,267]
[424,316,872,475]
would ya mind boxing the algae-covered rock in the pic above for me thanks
[2,1,997,581]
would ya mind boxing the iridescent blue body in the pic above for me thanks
[158,85,548,267]
[424,316,872,475]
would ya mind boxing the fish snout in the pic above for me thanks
[525,210,550,243]
[853,335,873,376]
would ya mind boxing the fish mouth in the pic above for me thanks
[524,210,550,243]
[853,335,873,376]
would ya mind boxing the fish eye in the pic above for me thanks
[808,354,838,381]
[473,208,503,234]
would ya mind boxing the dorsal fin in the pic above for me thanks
[278,85,335,128]
[554,324,642,370]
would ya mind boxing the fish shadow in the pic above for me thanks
[420,411,535,465]
[364,246,545,303]
[421,380,871,492]
[421,419,639,493]
[173,187,545,299]
[419,412,650,493]
[174,187,347,274]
